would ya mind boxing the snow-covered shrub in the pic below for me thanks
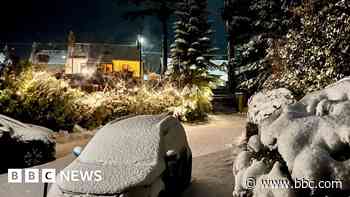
[130,83,181,115]
[248,88,296,125]
[264,0,350,98]
[13,72,84,131]
[74,91,131,129]
[233,77,350,197]
[0,66,213,131]
[76,83,182,128]
[173,83,213,121]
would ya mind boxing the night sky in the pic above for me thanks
[0,0,226,55]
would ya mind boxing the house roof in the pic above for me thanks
[34,50,67,65]
[30,43,67,65]
[71,43,140,62]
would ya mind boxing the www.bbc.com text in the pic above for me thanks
[245,177,342,190]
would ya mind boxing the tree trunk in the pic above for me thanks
[227,35,236,93]
[161,18,168,76]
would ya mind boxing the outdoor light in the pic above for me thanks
[137,35,146,46]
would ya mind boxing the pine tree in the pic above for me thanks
[170,0,219,120]
[170,0,218,87]
[222,0,300,95]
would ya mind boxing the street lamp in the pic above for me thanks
[137,34,146,80]
[138,35,146,46]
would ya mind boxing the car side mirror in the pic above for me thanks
[73,146,82,157]
[165,150,179,162]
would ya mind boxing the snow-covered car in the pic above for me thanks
[0,114,55,173]
[48,114,192,197]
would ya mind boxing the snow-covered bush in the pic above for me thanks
[0,67,208,131]
[173,83,213,121]
[248,88,296,125]
[12,72,84,131]
[76,83,182,129]
[264,0,350,98]
[233,78,350,197]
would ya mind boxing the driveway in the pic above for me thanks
[0,114,245,197]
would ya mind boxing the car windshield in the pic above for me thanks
[78,116,163,166]
[0,115,27,129]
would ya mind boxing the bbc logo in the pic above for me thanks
[8,169,56,183]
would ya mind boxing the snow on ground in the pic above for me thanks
[184,114,246,157]
[0,114,246,197]
[183,149,237,197]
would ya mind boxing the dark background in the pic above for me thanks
[0,0,226,55]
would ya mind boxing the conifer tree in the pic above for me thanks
[222,0,299,95]
[170,0,219,120]
[170,0,218,87]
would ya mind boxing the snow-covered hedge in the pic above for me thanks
[0,69,212,131]
[263,0,350,98]
[234,78,350,197]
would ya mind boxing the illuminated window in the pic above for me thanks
[101,64,113,73]
[122,64,129,71]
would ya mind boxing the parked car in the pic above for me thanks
[0,114,55,173]
[48,114,192,197]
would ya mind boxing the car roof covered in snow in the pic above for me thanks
[57,114,182,195]
[0,114,53,142]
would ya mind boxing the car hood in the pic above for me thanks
[57,158,165,195]
[56,114,181,195]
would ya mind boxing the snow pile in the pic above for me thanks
[0,114,55,173]
[247,88,295,125]
[233,78,350,197]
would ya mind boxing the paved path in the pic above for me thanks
[0,114,245,197]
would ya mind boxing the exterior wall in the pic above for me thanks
[65,58,88,74]
[64,43,141,77]
[112,60,141,78]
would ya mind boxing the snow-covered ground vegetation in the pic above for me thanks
[233,78,350,197]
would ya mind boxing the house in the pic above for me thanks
[29,43,67,73]
[65,43,142,78]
